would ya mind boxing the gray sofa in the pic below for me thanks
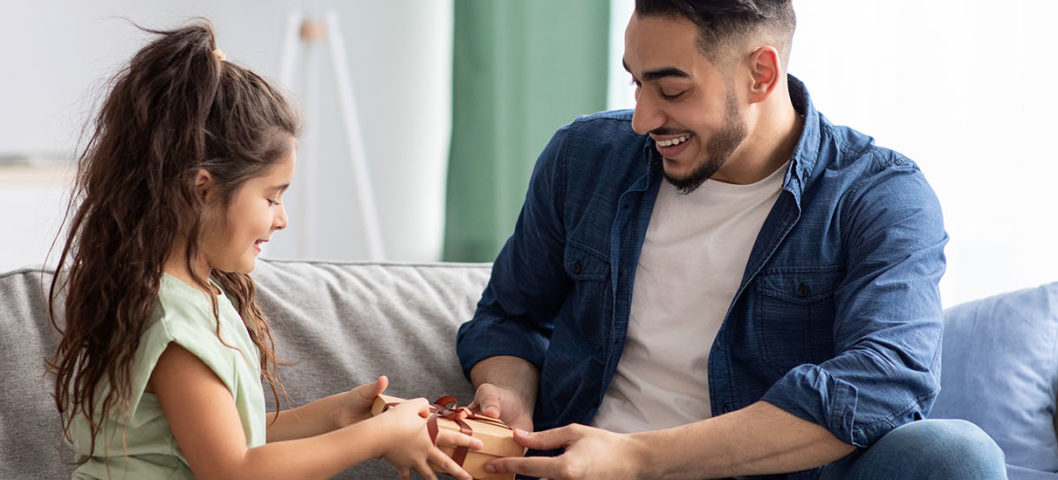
[1,259,489,479]
[2,258,1056,479]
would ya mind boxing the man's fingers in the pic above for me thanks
[435,429,484,450]
[473,384,503,418]
[485,455,568,478]
[512,425,577,450]
[506,415,535,433]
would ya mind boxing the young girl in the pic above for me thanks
[48,22,480,480]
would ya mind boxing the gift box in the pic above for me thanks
[371,394,525,480]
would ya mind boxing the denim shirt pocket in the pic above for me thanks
[563,241,610,282]
[753,265,845,373]
[556,242,612,350]
[537,242,612,415]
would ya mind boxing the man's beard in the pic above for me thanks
[663,89,747,194]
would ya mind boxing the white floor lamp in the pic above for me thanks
[278,10,386,261]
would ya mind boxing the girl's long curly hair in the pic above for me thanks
[47,21,300,455]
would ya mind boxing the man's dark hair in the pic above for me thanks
[634,0,796,67]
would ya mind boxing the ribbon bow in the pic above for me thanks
[383,395,512,467]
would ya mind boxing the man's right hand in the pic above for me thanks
[468,382,535,433]
[467,355,540,433]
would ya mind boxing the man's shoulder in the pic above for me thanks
[572,109,635,125]
[542,109,648,179]
[814,117,921,179]
[808,118,940,223]
[560,109,638,142]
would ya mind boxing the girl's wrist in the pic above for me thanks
[332,392,353,430]
[359,415,390,458]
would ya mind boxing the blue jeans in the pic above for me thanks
[819,419,1007,480]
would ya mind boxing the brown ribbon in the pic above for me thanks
[383,395,512,467]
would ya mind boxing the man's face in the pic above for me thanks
[624,14,748,193]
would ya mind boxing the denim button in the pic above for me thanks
[797,283,811,298]
[572,262,582,275]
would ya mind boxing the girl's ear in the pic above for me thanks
[194,169,214,203]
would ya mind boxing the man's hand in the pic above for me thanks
[468,355,540,433]
[467,382,535,433]
[483,424,648,480]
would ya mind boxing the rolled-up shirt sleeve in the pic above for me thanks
[761,154,948,447]
[457,124,573,378]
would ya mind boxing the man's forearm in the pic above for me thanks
[469,355,540,414]
[632,401,856,479]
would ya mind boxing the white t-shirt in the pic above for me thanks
[591,163,788,433]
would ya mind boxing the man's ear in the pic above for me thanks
[194,169,214,203]
[746,45,781,104]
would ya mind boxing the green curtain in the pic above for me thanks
[443,0,611,262]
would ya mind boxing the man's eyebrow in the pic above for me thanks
[623,59,690,82]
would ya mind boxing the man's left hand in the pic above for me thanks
[483,424,648,480]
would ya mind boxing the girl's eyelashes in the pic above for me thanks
[267,198,281,206]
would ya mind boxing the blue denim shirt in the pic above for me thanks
[457,77,947,472]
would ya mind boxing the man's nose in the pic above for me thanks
[631,92,664,136]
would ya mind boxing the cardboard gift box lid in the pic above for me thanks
[371,394,525,480]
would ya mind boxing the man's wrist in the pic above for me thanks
[628,431,660,480]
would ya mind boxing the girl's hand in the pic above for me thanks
[335,375,390,428]
[376,398,483,480]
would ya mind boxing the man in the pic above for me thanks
[456,1,1006,478]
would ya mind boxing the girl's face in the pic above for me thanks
[201,145,296,274]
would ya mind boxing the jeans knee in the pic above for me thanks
[891,419,1006,478]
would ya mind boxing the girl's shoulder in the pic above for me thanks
[153,274,237,331]
[137,274,257,391]
[144,274,248,363]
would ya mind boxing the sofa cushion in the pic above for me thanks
[252,259,490,403]
[930,282,1058,478]
[251,259,492,478]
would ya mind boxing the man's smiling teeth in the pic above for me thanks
[657,135,689,147]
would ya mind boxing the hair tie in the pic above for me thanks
[212,48,226,61]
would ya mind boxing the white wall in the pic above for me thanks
[8,1,1056,306]
[608,1,1058,307]
[0,0,452,271]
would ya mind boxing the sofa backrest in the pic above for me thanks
[0,259,492,479]
[0,266,62,479]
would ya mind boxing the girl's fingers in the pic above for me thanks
[415,459,439,480]
[373,375,388,396]
[430,447,472,480]
[398,467,411,480]
[435,429,484,450]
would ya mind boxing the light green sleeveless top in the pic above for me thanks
[70,274,266,479]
